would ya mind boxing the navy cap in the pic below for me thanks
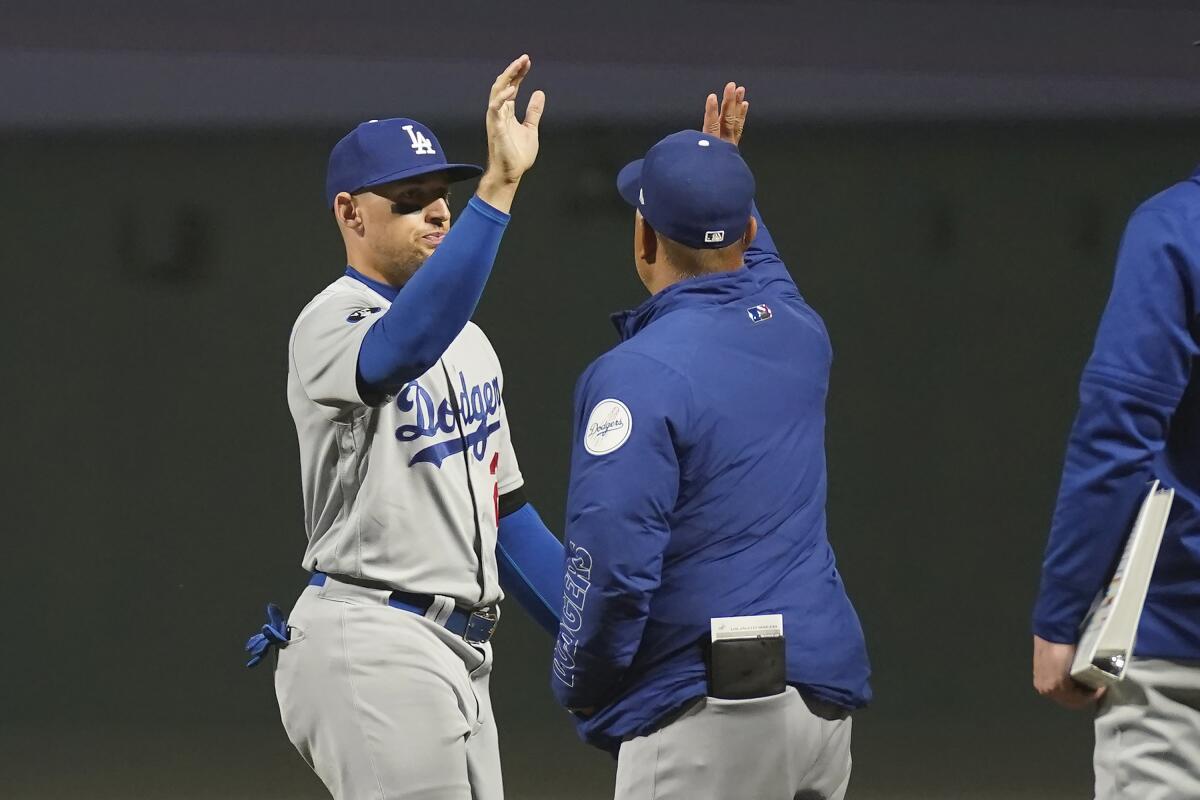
[616,130,755,249]
[325,118,483,208]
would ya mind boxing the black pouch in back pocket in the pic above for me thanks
[707,636,786,699]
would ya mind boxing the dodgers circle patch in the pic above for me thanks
[584,399,632,456]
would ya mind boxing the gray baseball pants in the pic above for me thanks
[274,577,503,800]
[1094,657,1200,800]
[613,686,853,800]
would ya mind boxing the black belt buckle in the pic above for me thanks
[463,608,498,644]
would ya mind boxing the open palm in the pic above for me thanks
[486,54,545,183]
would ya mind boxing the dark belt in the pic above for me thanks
[309,572,499,645]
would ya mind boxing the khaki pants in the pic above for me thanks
[614,687,853,800]
[274,577,502,800]
[1094,657,1200,800]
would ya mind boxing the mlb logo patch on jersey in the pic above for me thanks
[747,304,773,324]
[346,306,383,323]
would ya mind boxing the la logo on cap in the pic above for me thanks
[402,124,436,155]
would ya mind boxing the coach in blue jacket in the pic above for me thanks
[551,85,871,800]
[1033,170,1200,798]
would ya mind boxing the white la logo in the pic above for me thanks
[402,124,437,155]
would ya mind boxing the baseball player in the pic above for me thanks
[1032,167,1200,797]
[244,55,566,800]
[551,84,871,800]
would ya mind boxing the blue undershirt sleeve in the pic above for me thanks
[357,196,511,398]
[497,502,565,636]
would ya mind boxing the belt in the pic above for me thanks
[309,572,499,645]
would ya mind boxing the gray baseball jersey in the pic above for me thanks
[287,273,523,607]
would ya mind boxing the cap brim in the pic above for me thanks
[616,159,644,207]
[359,162,484,194]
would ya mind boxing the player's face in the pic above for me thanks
[356,174,453,283]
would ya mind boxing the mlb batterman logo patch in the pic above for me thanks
[584,399,633,456]
[347,306,383,323]
[747,304,773,324]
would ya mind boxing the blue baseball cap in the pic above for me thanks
[325,118,483,208]
[616,130,755,250]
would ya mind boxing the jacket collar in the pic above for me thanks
[610,267,759,341]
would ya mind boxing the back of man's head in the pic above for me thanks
[617,130,755,248]
[617,130,756,288]
[656,225,750,277]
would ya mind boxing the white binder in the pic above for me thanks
[1071,480,1174,689]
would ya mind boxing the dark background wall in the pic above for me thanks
[2,119,1197,798]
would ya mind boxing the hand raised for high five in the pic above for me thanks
[702,82,749,148]
[477,54,546,213]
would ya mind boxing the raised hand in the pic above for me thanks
[480,55,546,202]
[702,82,749,148]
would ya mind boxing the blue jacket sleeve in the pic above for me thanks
[551,352,684,710]
[1033,207,1199,643]
[743,203,798,296]
[497,502,564,636]
[357,196,510,397]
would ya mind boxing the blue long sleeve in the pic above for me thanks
[1033,206,1199,643]
[497,502,564,636]
[551,352,681,711]
[743,203,798,296]
[357,196,510,396]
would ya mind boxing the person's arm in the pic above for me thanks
[1032,205,1199,707]
[357,54,546,399]
[497,494,564,636]
[701,82,796,294]
[357,197,509,398]
[743,202,797,294]
[550,352,683,712]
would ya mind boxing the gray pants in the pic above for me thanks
[614,686,853,800]
[1094,657,1200,800]
[274,577,502,800]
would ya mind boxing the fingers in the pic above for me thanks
[490,54,531,109]
[1035,675,1104,710]
[524,89,546,128]
[492,54,530,95]
[721,81,737,115]
[1051,684,1103,710]
[491,85,518,110]
[703,93,719,136]
[723,84,747,140]
[705,81,749,145]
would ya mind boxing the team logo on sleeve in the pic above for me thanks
[346,306,383,323]
[747,304,773,324]
[584,399,632,456]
